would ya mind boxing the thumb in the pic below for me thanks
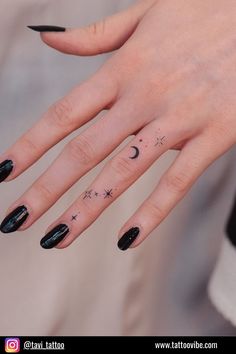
[28,0,157,56]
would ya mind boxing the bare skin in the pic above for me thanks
[1,0,236,249]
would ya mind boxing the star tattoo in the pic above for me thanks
[71,214,78,221]
[155,136,166,147]
[103,189,113,199]
[83,189,93,200]
[94,192,99,197]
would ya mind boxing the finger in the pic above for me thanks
[118,134,220,250]
[0,98,145,233]
[34,0,157,56]
[0,68,117,182]
[39,118,183,249]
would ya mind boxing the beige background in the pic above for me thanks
[0,0,235,335]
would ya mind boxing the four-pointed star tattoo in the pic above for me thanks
[103,189,113,199]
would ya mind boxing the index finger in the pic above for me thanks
[0,68,117,182]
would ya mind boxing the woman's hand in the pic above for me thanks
[1,0,236,250]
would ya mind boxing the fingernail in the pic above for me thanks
[118,227,140,251]
[0,160,14,183]
[27,25,66,33]
[40,224,69,249]
[0,206,29,234]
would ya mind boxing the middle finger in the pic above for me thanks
[41,117,185,249]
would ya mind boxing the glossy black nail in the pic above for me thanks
[0,206,29,234]
[118,227,140,251]
[40,224,69,249]
[226,193,236,247]
[0,160,13,183]
[27,25,66,33]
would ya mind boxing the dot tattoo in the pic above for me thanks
[103,189,113,199]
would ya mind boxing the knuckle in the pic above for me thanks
[164,171,190,193]
[66,136,95,166]
[21,136,40,156]
[145,200,165,220]
[48,97,73,128]
[90,22,99,36]
[88,19,106,37]
[34,183,54,203]
[108,156,133,180]
[85,19,107,54]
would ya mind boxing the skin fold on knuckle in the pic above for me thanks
[108,156,134,182]
[32,182,55,205]
[88,19,106,38]
[144,199,166,221]
[19,136,41,158]
[47,97,75,129]
[83,19,108,54]
[66,136,96,166]
[163,170,191,194]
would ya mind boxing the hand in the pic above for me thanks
[1,0,236,250]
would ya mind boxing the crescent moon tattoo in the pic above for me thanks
[129,146,140,159]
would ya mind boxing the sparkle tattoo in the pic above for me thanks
[103,189,113,199]
[83,189,114,200]
[71,214,78,221]
[83,190,93,200]
[155,136,166,147]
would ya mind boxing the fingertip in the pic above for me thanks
[39,31,61,46]
[39,29,84,56]
[54,237,74,249]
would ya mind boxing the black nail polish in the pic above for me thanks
[118,227,140,251]
[40,224,69,249]
[27,25,66,33]
[0,206,29,234]
[0,160,13,183]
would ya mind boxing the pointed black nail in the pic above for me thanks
[118,227,140,251]
[0,160,13,183]
[0,206,29,234]
[27,25,66,33]
[40,224,69,249]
